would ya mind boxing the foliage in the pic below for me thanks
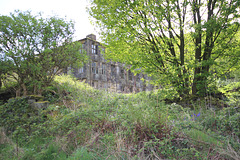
[42,86,60,103]
[214,31,240,80]
[0,10,88,96]
[0,75,239,159]
[0,97,42,134]
[218,81,240,105]
[89,0,240,97]
[0,55,13,89]
[201,107,240,139]
[67,147,99,160]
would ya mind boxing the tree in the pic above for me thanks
[89,0,240,97]
[214,30,240,79]
[0,10,88,96]
[0,55,13,89]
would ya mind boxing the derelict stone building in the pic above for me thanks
[69,34,153,93]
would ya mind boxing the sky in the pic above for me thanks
[0,0,100,41]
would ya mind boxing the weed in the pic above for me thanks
[1,74,239,159]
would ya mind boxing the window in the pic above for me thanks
[92,62,98,74]
[92,44,96,54]
[130,86,133,92]
[111,65,115,77]
[121,85,125,92]
[136,73,140,81]
[128,70,132,81]
[104,83,107,89]
[120,68,125,79]
[80,44,84,53]
[95,45,98,54]
[91,81,98,88]
[143,85,146,91]
[78,67,83,73]
[102,63,106,75]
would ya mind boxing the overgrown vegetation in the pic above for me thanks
[0,10,88,96]
[89,0,240,97]
[1,3,239,159]
[1,74,239,159]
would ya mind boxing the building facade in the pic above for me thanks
[69,34,153,93]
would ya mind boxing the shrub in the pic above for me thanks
[0,97,47,147]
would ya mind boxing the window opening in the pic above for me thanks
[128,70,132,81]
[111,65,116,77]
[79,67,83,73]
[92,44,96,54]
[120,68,125,79]
[102,63,106,75]
[92,62,98,74]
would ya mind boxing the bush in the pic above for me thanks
[202,107,240,137]
[1,74,239,159]
[0,97,47,145]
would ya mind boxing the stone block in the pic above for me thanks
[33,101,49,109]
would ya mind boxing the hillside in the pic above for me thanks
[0,74,240,159]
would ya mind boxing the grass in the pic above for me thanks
[0,74,239,159]
[186,128,223,147]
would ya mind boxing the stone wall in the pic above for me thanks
[70,34,153,93]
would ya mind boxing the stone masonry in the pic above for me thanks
[68,34,153,93]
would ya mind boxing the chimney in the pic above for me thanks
[86,34,96,41]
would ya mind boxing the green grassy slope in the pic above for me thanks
[0,74,239,159]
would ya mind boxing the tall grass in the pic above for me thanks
[0,74,239,159]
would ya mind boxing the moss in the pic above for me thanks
[8,97,15,100]
[26,95,44,100]
[7,97,19,103]
[34,101,49,104]
[33,101,49,109]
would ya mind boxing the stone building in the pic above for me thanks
[69,34,153,93]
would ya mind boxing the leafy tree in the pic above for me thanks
[0,10,88,96]
[89,0,240,97]
[214,30,240,80]
[0,55,13,89]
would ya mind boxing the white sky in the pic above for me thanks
[0,0,100,41]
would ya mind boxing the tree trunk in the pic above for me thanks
[192,67,201,96]
[33,84,38,95]
[183,68,189,95]
[22,83,27,96]
[200,65,211,96]
[192,0,202,96]
[16,88,21,97]
[0,78,2,89]
[37,90,42,96]
[37,86,43,96]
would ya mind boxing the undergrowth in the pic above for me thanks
[0,74,239,159]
